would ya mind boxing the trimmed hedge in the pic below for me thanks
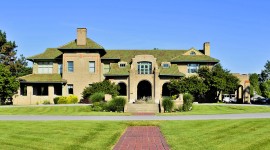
[162,97,174,112]
[54,95,78,104]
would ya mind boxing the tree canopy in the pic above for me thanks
[0,30,31,77]
[168,63,240,103]
[0,64,19,104]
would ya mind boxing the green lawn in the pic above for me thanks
[0,119,270,150]
[0,106,130,116]
[160,104,270,115]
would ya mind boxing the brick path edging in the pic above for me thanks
[113,126,170,150]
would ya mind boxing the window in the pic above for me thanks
[89,61,95,73]
[138,62,152,74]
[188,64,199,73]
[38,62,53,74]
[162,63,169,68]
[33,85,48,96]
[68,84,73,94]
[119,63,126,68]
[67,61,74,72]
[103,64,110,73]
[58,63,62,74]
[190,51,196,55]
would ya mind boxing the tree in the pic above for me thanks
[260,60,270,82]
[249,73,261,97]
[0,64,19,104]
[82,80,120,99]
[168,76,208,102]
[260,80,270,98]
[198,64,240,102]
[0,30,31,77]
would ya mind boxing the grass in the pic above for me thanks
[160,104,270,115]
[0,106,130,116]
[0,119,270,150]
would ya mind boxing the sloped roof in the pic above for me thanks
[104,63,130,76]
[102,50,187,64]
[19,74,66,83]
[159,64,185,76]
[58,38,104,49]
[171,55,219,63]
[27,48,62,60]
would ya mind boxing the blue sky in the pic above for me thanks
[1,0,269,74]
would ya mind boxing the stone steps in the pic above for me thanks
[125,103,160,113]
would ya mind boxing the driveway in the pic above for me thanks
[1,113,270,121]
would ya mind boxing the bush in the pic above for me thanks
[42,100,50,105]
[90,102,108,111]
[89,92,105,103]
[182,93,194,111]
[67,95,78,104]
[162,97,174,112]
[82,80,119,99]
[57,96,68,104]
[54,97,60,104]
[107,97,126,112]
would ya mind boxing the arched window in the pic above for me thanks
[137,62,152,74]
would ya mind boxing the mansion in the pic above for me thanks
[13,28,249,105]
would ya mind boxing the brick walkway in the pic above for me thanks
[132,112,156,116]
[113,126,170,150]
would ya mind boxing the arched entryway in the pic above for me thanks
[162,83,170,97]
[118,82,127,96]
[137,80,152,100]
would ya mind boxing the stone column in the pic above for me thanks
[48,85,54,104]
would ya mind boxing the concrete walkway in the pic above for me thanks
[1,113,270,121]
[113,126,170,150]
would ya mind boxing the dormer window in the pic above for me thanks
[190,51,196,55]
[120,63,126,68]
[162,63,169,68]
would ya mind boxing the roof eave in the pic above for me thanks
[103,74,129,77]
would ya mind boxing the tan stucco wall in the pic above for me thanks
[62,53,102,99]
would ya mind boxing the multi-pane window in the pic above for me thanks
[103,64,110,73]
[67,61,74,72]
[38,62,53,74]
[89,61,95,73]
[188,64,199,73]
[68,84,73,94]
[138,62,152,74]
[190,51,196,55]
[119,63,126,68]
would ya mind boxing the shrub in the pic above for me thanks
[57,96,68,104]
[162,97,174,112]
[182,93,194,111]
[89,92,105,103]
[42,100,51,105]
[67,95,78,104]
[91,102,107,111]
[53,97,60,104]
[82,80,119,99]
[107,97,126,112]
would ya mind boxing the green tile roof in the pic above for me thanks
[58,38,104,49]
[102,50,187,65]
[27,48,62,60]
[19,74,67,83]
[104,63,130,76]
[171,55,219,63]
[159,64,185,76]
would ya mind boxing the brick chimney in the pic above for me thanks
[203,42,210,56]
[77,28,87,46]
